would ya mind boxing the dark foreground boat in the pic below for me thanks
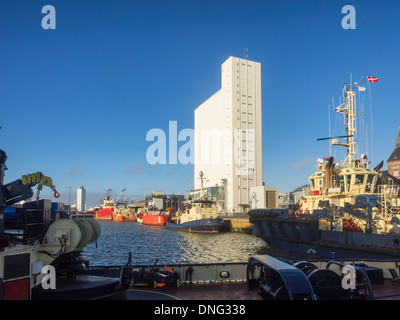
[0,198,133,300]
[126,255,400,301]
[0,149,132,300]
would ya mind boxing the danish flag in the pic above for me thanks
[367,76,378,83]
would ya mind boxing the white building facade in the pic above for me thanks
[194,56,263,214]
[250,186,278,210]
[77,185,86,212]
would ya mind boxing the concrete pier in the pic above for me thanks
[221,216,252,234]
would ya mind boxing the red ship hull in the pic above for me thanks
[95,208,113,220]
[140,214,169,226]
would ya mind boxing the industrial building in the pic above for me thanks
[194,56,263,214]
[145,191,185,212]
[249,186,278,210]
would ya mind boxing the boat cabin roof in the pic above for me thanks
[309,167,377,179]
[339,168,377,175]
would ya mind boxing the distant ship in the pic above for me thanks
[136,209,169,226]
[95,199,114,220]
[95,188,136,222]
[249,80,400,259]
[166,171,224,233]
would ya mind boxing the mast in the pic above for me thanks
[332,83,358,168]
[199,171,205,200]
[105,188,112,200]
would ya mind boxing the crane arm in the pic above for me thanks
[21,172,60,201]
[1,172,60,207]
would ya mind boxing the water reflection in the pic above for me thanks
[82,221,269,266]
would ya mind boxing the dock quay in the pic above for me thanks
[221,216,252,234]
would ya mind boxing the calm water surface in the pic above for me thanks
[82,220,273,266]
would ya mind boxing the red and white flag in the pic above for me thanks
[367,76,378,83]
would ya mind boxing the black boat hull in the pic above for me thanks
[166,218,224,233]
[260,237,400,260]
[250,209,400,260]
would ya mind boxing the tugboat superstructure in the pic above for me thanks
[249,79,400,259]
[299,82,380,214]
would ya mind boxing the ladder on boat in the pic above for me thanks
[342,218,364,233]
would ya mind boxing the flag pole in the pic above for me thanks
[367,80,374,164]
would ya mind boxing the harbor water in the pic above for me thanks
[81,220,274,266]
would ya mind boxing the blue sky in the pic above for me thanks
[1,0,399,207]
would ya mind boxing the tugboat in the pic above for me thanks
[166,171,224,233]
[96,189,136,222]
[95,189,114,221]
[249,80,400,259]
[295,82,381,213]
[0,149,132,300]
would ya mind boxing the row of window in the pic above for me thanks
[309,174,376,193]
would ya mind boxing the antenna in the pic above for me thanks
[366,124,368,156]
[329,100,332,155]
[367,80,374,164]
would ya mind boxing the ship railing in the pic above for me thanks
[378,184,400,216]
[380,185,400,198]
[131,262,248,284]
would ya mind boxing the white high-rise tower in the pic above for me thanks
[77,185,86,212]
[194,56,263,214]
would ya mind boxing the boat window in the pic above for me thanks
[339,176,344,192]
[365,174,376,193]
[355,174,365,185]
[310,179,315,189]
[345,175,351,192]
